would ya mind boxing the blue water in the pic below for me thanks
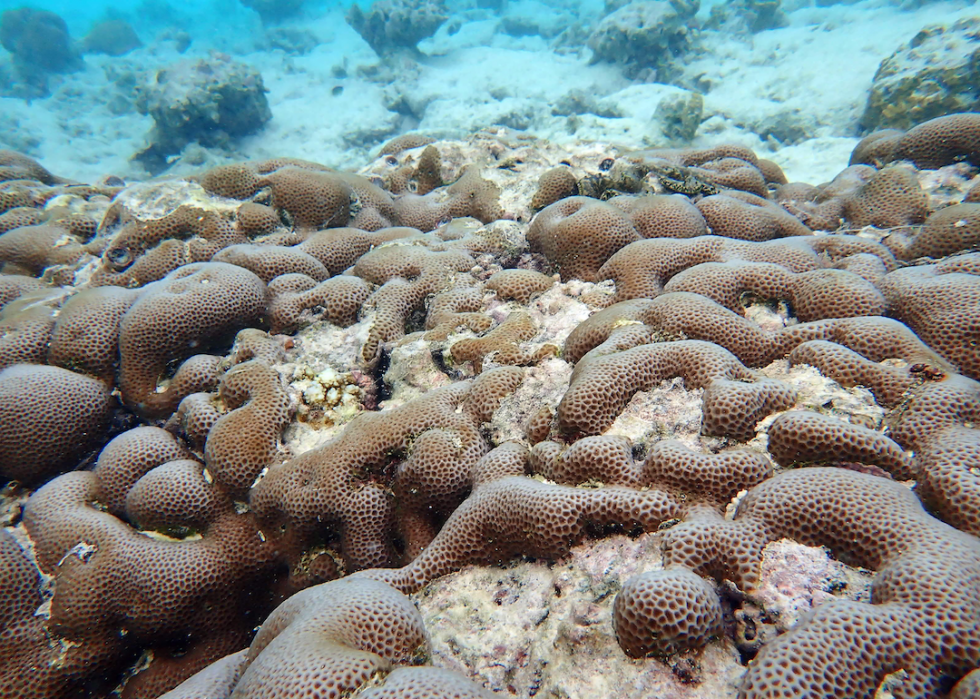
[0,0,610,44]
[0,0,348,45]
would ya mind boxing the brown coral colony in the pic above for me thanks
[1,111,980,699]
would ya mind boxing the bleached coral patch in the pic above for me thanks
[417,532,745,699]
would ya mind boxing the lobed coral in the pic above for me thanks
[883,202,980,260]
[18,359,293,697]
[527,196,641,281]
[3,117,980,699]
[162,575,493,699]
[531,166,578,211]
[662,467,980,698]
[118,262,267,418]
[614,567,724,658]
[854,113,980,170]
[0,364,113,486]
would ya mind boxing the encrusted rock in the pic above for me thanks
[587,0,699,81]
[133,56,272,175]
[862,17,980,132]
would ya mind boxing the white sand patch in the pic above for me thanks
[682,0,977,181]
[3,0,976,186]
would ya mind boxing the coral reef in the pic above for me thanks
[2,113,980,699]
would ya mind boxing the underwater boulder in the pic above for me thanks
[654,89,704,142]
[703,0,788,34]
[862,17,980,132]
[133,55,272,175]
[0,7,80,97]
[0,7,79,73]
[260,27,320,55]
[499,1,572,39]
[240,0,306,25]
[587,0,699,81]
[81,19,142,57]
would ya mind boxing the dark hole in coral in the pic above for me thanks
[431,349,463,381]
[936,674,960,695]
[405,306,428,334]
[371,347,392,405]
[331,85,343,96]
[669,657,701,685]
[585,520,626,539]
[825,579,847,593]
[167,634,193,658]
[390,535,406,561]
[630,442,647,462]
[105,245,134,271]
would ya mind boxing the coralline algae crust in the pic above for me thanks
[417,533,745,699]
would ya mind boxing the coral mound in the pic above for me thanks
[82,19,142,56]
[0,364,113,486]
[0,7,79,96]
[614,567,724,658]
[134,56,272,175]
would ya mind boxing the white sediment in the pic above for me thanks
[0,0,975,184]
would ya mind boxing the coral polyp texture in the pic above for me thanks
[162,575,495,699]
[613,567,724,658]
[3,116,980,699]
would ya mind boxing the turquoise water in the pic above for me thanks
[0,0,345,44]
[0,0,613,49]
